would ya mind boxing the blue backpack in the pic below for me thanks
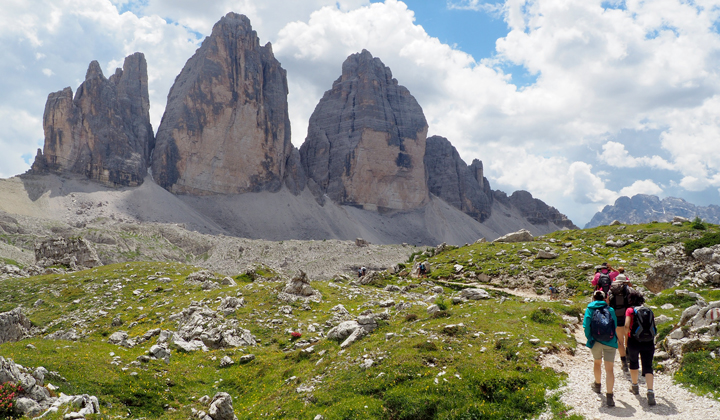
[591,306,615,342]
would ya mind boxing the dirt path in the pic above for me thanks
[541,329,720,419]
[435,279,555,301]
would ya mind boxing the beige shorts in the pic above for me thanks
[591,342,617,361]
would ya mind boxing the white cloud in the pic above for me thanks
[599,141,674,170]
[619,179,663,197]
[41,68,53,76]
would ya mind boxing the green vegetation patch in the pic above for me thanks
[675,340,720,399]
[684,232,720,256]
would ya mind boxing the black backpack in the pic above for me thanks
[608,283,628,311]
[597,272,612,295]
[590,306,615,342]
[631,307,656,342]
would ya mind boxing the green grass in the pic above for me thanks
[675,340,720,399]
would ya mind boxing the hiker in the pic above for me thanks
[608,272,632,372]
[361,266,367,276]
[584,290,618,407]
[592,262,619,295]
[625,293,657,406]
[357,268,362,278]
[549,285,559,299]
[419,262,427,278]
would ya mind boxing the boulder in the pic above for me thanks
[644,261,682,293]
[0,307,31,344]
[169,304,256,350]
[536,250,558,259]
[460,288,490,300]
[152,13,294,195]
[278,271,321,302]
[300,49,429,211]
[31,53,154,187]
[493,229,533,243]
[15,397,42,417]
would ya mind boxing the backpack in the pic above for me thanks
[608,283,628,311]
[631,307,656,342]
[597,272,612,295]
[590,306,615,342]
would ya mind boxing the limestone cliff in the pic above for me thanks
[424,135,493,222]
[152,12,292,195]
[31,53,154,186]
[299,50,429,211]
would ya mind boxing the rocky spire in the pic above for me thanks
[151,12,293,195]
[299,50,429,211]
[32,53,154,186]
[424,135,493,222]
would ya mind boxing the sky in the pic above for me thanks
[2,0,720,227]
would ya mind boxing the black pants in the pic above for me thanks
[627,338,654,376]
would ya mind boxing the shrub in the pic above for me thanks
[435,297,449,311]
[684,232,720,256]
[0,382,23,419]
[405,313,418,322]
[691,216,707,230]
[415,341,439,352]
[530,308,558,324]
[430,310,450,319]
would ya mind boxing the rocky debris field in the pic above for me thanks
[0,220,719,419]
[0,209,415,281]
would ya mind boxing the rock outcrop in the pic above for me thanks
[586,194,720,228]
[31,53,154,186]
[0,308,31,344]
[424,135,493,222]
[34,237,101,269]
[152,12,293,195]
[300,50,429,211]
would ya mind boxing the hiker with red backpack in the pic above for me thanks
[592,262,619,295]
[583,290,619,407]
[625,293,658,406]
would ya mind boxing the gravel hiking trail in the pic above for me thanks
[542,329,720,419]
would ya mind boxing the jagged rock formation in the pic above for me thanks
[152,12,293,195]
[586,194,720,228]
[424,135,493,222]
[300,50,429,211]
[498,190,577,229]
[0,308,31,344]
[31,53,154,186]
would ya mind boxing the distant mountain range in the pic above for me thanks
[585,194,720,228]
[14,12,577,245]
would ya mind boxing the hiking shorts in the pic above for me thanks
[627,339,654,376]
[591,342,616,362]
[615,315,626,329]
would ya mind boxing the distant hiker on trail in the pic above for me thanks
[419,262,427,278]
[584,290,618,407]
[592,262,619,295]
[625,293,657,406]
[361,266,367,277]
[549,285,559,299]
[358,268,362,278]
[608,271,632,372]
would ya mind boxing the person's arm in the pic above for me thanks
[624,307,634,337]
[583,308,592,344]
[592,273,599,287]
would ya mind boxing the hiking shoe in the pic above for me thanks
[607,393,615,407]
[622,359,629,373]
[592,382,601,393]
[647,391,656,406]
[630,383,639,395]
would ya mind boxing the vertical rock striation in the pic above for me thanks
[152,12,293,195]
[32,53,154,186]
[424,135,493,222]
[300,50,429,211]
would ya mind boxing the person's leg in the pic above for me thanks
[604,360,615,393]
[627,341,641,394]
[594,359,602,385]
[640,343,656,405]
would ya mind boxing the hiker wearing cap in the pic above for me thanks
[608,268,632,372]
[592,262,619,297]
[584,290,619,407]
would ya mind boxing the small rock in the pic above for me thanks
[220,356,234,367]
